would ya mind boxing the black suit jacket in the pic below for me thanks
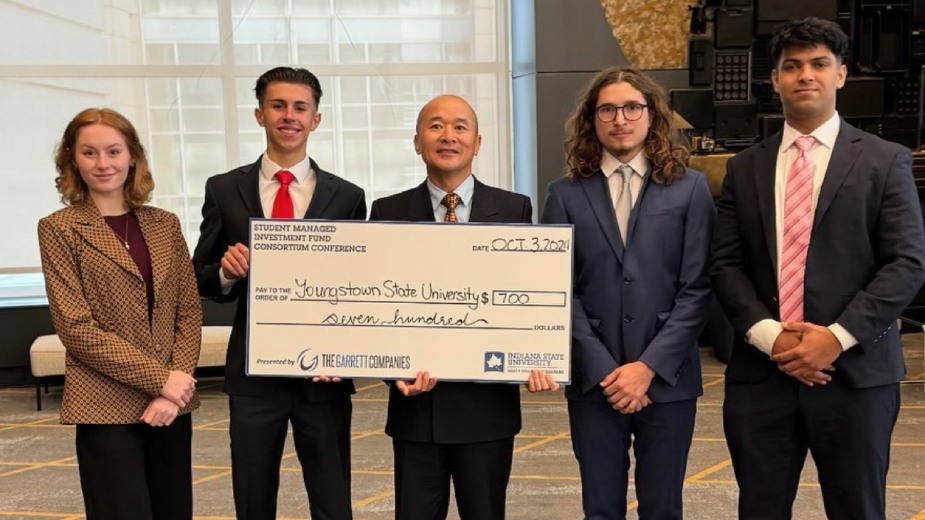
[193,156,367,399]
[368,177,532,443]
[711,121,925,387]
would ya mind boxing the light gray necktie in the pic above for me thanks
[615,165,633,244]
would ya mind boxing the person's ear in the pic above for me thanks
[254,107,265,127]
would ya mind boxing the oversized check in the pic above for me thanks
[246,220,572,383]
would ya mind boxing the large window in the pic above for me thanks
[0,0,509,303]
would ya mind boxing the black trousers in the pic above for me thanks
[567,398,697,520]
[229,392,352,520]
[724,370,899,520]
[75,413,193,520]
[392,437,514,520]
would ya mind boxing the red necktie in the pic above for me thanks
[271,170,295,219]
[778,135,816,322]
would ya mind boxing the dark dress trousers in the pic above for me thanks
[710,121,925,519]
[541,168,715,520]
[368,177,531,520]
[192,156,366,520]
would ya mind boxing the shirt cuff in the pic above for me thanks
[219,268,237,295]
[746,319,782,357]
[828,323,858,351]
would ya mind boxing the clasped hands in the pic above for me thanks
[600,361,654,414]
[770,322,841,386]
[395,370,559,397]
[143,370,196,427]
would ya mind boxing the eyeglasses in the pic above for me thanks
[595,103,648,122]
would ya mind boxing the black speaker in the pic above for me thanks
[714,51,751,102]
[689,38,714,86]
[760,114,785,140]
[915,0,925,26]
[715,102,759,147]
[670,89,715,130]
[886,75,920,115]
[836,77,886,118]
[715,8,754,48]
[755,0,839,35]
[858,4,911,73]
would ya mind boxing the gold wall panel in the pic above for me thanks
[600,0,698,69]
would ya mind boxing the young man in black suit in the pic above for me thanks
[710,18,925,519]
[192,67,366,520]
[369,94,557,520]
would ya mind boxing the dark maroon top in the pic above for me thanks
[104,211,154,321]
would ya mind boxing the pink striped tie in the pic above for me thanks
[778,135,816,322]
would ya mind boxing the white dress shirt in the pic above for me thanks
[601,149,648,211]
[746,112,858,355]
[427,174,475,223]
[220,154,317,289]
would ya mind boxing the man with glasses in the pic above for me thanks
[541,67,714,519]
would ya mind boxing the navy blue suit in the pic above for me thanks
[541,167,714,519]
[711,122,925,519]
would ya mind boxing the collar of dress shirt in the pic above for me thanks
[427,174,475,212]
[260,153,314,183]
[601,148,649,180]
[780,111,841,152]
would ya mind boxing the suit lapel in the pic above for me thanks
[405,181,437,221]
[72,203,141,279]
[470,177,503,223]
[306,159,337,219]
[136,207,171,303]
[755,134,781,271]
[578,171,624,260]
[814,122,861,228]
[236,158,264,218]
[624,166,654,244]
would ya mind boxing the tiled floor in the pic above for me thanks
[0,338,923,519]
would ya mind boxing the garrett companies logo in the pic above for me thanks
[296,348,319,371]
[484,351,505,373]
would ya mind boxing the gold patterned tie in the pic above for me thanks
[442,193,460,222]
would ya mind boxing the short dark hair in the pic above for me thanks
[254,67,323,108]
[770,17,849,66]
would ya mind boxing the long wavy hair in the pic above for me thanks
[564,67,689,184]
[54,108,154,208]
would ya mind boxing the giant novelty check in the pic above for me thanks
[246,220,573,383]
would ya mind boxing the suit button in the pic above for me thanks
[623,315,633,323]
[623,277,633,285]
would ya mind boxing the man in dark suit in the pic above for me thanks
[192,67,366,520]
[540,68,715,519]
[369,94,558,520]
[710,18,925,519]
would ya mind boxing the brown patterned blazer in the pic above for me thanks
[38,202,202,424]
